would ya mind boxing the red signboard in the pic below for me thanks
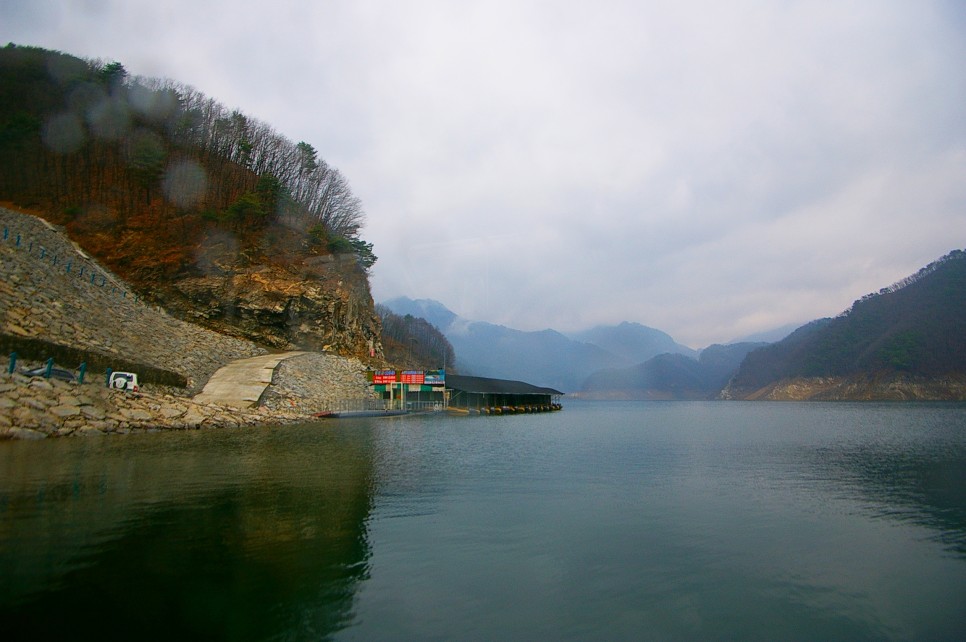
[401,371,425,384]
[373,370,396,384]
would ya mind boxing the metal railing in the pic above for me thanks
[318,397,394,413]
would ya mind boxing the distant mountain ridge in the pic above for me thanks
[728,323,801,345]
[378,298,458,334]
[568,322,696,364]
[380,297,695,391]
[384,249,966,401]
[579,342,766,400]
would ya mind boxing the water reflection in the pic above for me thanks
[3,404,966,640]
[800,405,966,556]
[0,424,375,640]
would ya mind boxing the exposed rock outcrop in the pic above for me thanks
[721,374,966,401]
[167,258,382,360]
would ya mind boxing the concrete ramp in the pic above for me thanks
[193,352,307,408]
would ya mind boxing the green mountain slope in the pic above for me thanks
[727,250,966,398]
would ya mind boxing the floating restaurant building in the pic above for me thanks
[445,374,563,413]
[367,370,563,413]
[368,369,447,411]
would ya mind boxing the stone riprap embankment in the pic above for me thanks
[1,207,382,439]
[260,352,377,414]
[0,206,266,391]
[0,351,379,439]
[0,372,303,439]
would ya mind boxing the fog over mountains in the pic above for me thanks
[381,297,736,392]
[384,247,966,400]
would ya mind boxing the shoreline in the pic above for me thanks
[0,351,378,440]
[0,371,306,440]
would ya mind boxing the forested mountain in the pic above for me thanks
[0,44,382,358]
[375,304,455,371]
[579,342,765,400]
[0,45,371,259]
[725,250,966,399]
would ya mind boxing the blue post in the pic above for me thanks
[52,255,58,266]
[78,362,87,384]
[90,273,96,284]
[44,358,53,379]
[7,352,15,375]
[106,367,112,388]
[40,248,45,259]
[66,261,72,273]
[16,234,21,247]
[79,266,85,277]
[2,227,7,240]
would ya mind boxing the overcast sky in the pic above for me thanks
[3,0,964,347]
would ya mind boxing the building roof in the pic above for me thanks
[446,374,563,396]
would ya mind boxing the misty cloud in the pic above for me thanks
[162,159,207,209]
[42,112,86,154]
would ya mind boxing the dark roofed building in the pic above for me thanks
[446,374,563,413]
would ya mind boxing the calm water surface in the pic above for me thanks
[2,401,965,640]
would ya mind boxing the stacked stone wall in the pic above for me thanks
[0,207,377,439]
[0,207,266,391]
[0,372,302,439]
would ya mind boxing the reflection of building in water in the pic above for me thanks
[0,430,375,639]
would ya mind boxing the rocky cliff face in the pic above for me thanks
[3,203,386,364]
[163,256,384,361]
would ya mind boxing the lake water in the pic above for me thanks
[2,401,966,640]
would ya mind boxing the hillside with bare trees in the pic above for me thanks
[0,44,382,360]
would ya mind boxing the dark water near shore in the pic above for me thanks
[2,401,966,640]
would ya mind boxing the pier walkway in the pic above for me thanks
[193,351,306,408]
